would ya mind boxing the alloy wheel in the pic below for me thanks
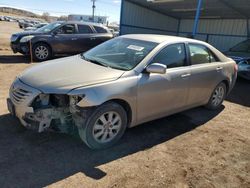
[92,111,122,143]
[211,86,225,106]
[35,45,49,60]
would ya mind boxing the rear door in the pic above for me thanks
[75,24,95,52]
[51,23,77,53]
[92,25,113,45]
[187,43,223,106]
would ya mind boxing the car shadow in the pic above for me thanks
[226,78,250,107]
[0,106,224,187]
[0,55,30,64]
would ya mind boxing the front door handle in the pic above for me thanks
[216,67,223,71]
[90,37,96,40]
[181,73,191,78]
[71,38,78,40]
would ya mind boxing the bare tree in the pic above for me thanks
[42,12,50,22]
[57,16,68,21]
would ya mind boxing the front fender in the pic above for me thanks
[68,75,138,126]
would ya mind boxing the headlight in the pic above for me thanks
[10,35,18,42]
[20,35,34,43]
[70,95,85,105]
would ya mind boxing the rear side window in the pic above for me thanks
[77,25,93,34]
[152,43,186,68]
[93,26,108,33]
[189,44,218,65]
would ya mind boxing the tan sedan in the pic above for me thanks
[7,34,237,149]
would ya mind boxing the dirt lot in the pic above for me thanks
[0,21,249,188]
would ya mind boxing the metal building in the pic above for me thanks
[120,0,250,51]
[68,14,107,24]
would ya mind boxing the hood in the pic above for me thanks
[19,55,125,94]
[24,27,36,31]
[224,51,250,63]
[12,31,45,38]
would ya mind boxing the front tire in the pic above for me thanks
[32,43,52,62]
[206,82,227,110]
[78,102,127,150]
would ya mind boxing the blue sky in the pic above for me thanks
[0,0,121,22]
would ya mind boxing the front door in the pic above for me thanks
[137,43,191,124]
[76,24,96,52]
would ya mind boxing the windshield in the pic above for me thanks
[36,22,62,33]
[82,37,158,71]
[230,39,250,52]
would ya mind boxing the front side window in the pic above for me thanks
[189,44,218,65]
[82,38,158,71]
[78,24,93,34]
[152,43,186,68]
[56,24,76,34]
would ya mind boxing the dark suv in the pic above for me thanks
[225,39,250,80]
[11,21,113,61]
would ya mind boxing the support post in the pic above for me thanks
[119,0,124,35]
[177,19,181,36]
[192,0,203,38]
[92,0,96,22]
[247,19,250,38]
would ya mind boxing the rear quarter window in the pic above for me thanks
[93,26,108,33]
[189,43,219,65]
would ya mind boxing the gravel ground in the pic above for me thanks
[0,21,249,188]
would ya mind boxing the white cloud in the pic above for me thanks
[113,0,121,3]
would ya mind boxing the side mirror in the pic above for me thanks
[52,31,58,36]
[146,63,167,74]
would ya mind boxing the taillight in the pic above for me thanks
[234,64,238,73]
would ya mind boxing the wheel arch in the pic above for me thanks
[221,79,229,94]
[105,99,132,128]
[32,41,53,55]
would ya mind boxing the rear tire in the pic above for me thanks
[205,82,227,110]
[78,102,127,150]
[32,43,52,62]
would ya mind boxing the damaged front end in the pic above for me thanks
[8,79,90,134]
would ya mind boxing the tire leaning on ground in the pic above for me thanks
[32,42,52,62]
[205,82,227,110]
[78,102,128,150]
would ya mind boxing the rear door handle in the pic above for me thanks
[181,73,191,78]
[216,67,223,71]
[90,37,96,40]
[71,38,78,40]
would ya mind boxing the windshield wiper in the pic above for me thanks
[81,55,109,68]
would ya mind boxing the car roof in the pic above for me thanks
[120,34,230,62]
[120,34,207,44]
[60,21,106,27]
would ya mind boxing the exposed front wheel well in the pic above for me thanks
[106,99,132,127]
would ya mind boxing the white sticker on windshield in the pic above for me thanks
[127,45,144,51]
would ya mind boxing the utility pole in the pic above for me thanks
[91,0,96,22]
